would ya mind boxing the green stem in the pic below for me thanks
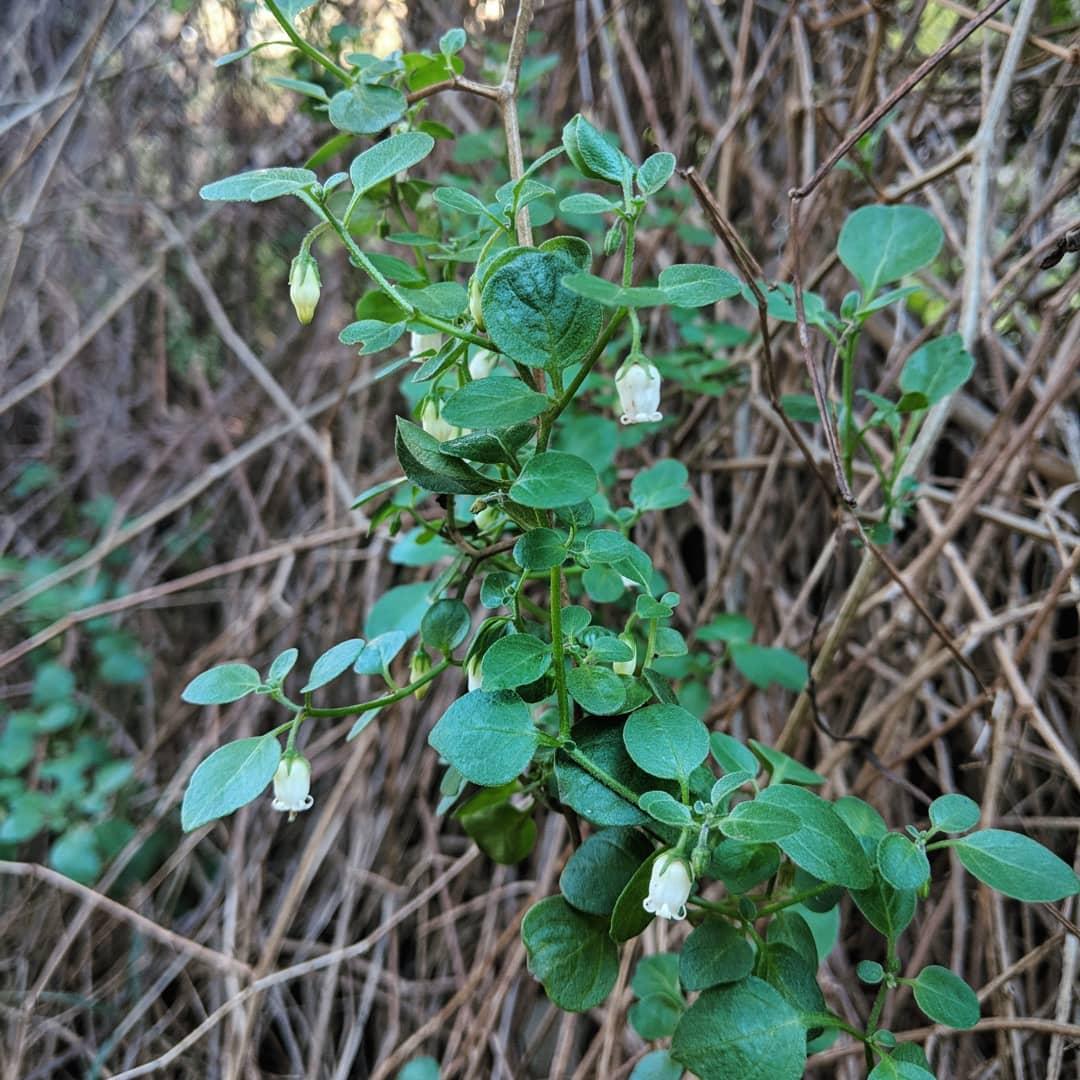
[538,310,629,449]
[324,212,416,315]
[755,881,834,916]
[277,658,453,720]
[563,745,641,806]
[264,0,351,83]
[414,313,491,348]
[550,566,572,739]
[841,332,858,485]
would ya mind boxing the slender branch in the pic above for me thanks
[499,0,537,245]
[550,568,572,739]
[263,0,350,84]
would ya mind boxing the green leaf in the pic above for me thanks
[513,528,567,571]
[755,785,873,889]
[929,793,980,834]
[556,720,650,827]
[442,377,550,428]
[850,876,917,938]
[560,827,652,915]
[730,644,807,691]
[481,251,604,370]
[610,850,662,942]
[439,27,466,56]
[780,393,822,423]
[749,740,824,786]
[710,839,781,894]
[868,1058,936,1080]
[182,664,262,705]
[709,732,759,776]
[561,272,667,308]
[352,476,406,508]
[266,648,298,685]
[428,690,538,787]
[440,424,535,466]
[522,895,618,1011]
[838,204,944,297]
[698,613,754,644]
[409,282,468,319]
[660,264,742,307]
[680,920,754,991]
[0,793,46,844]
[671,977,807,1080]
[510,451,598,509]
[365,583,432,639]
[395,418,499,495]
[456,784,536,864]
[566,664,627,715]
[834,795,888,842]
[434,185,498,219]
[710,771,755,809]
[420,599,470,654]
[267,76,330,102]
[199,167,316,202]
[912,965,980,1029]
[481,634,552,690]
[858,960,885,984]
[630,994,684,1040]
[623,704,710,782]
[328,83,407,135]
[877,833,930,890]
[951,829,1080,901]
[49,827,102,883]
[300,639,365,693]
[396,1056,441,1080]
[756,942,826,1020]
[180,735,282,831]
[637,152,676,195]
[338,319,407,355]
[354,630,408,676]
[639,789,693,827]
[562,114,631,185]
[584,530,653,590]
[768,910,821,967]
[277,0,318,21]
[631,459,691,511]
[629,1050,684,1080]
[720,798,801,843]
[899,333,974,405]
[558,193,619,215]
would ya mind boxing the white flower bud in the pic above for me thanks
[468,348,498,380]
[272,753,314,821]
[612,635,637,677]
[289,253,321,325]
[642,852,692,920]
[420,398,459,443]
[615,357,662,425]
[474,505,501,534]
[469,275,485,329]
[466,654,483,692]
[410,331,443,360]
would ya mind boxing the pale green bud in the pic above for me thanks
[469,275,484,329]
[410,650,433,699]
[289,253,321,325]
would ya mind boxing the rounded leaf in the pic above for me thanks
[481,634,552,690]
[680,920,754,991]
[877,833,930,891]
[182,664,261,705]
[624,704,709,781]
[428,690,538,787]
[181,735,282,831]
[838,204,944,296]
[912,965,979,1029]
[420,599,470,654]
[559,827,651,915]
[953,829,1080,901]
[929,793,980,834]
[510,451,598,509]
[521,896,618,1011]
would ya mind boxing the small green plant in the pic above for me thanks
[0,489,153,884]
[176,6,1079,1078]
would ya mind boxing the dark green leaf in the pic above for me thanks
[420,599,470,654]
[660,264,742,307]
[428,690,538,787]
[877,833,930,891]
[513,528,567,571]
[680,920,754,991]
[610,850,662,942]
[510,451,598,508]
[560,827,652,915]
[522,896,618,1011]
[912,965,979,1029]
[395,418,499,495]
[556,721,651,827]
[899,334,974,405]
[928,793,980,834]
[730,644,807,691]
[624,704,709,782]
[566,664,627,715]
[952,829,1080,901]
[481,634,552,690]
[442,377,550,428]
[720,798,801,843]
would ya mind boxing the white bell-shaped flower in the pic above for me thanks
[615,357,662,425]
[469,348,498,380]
[420,398,459,443]
[272,754,314,821]
[410,331,443,359]
[642,852,692,920]
[288,253,321,325]
[469,275,485,329]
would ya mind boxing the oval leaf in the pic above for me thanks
[428,690,538,786]
[182,664,261,705]
[952,829,1080,902]
[181,736,282,831]
[623,704,710,782]
[510,451,598,509]
[301,639,365,693]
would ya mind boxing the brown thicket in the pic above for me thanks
[1,2,1078,1078]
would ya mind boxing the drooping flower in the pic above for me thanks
[615,356,662,425]
[288,253,321,325]
[420,398,459,443]
[473,504,501,534]
[468,348,498,380]
[410,331,443,359]
[642,852,692,920]
[272,753,314,820]
[469,275,485,329]
[612,634,637,677]
[466,654,483,692]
